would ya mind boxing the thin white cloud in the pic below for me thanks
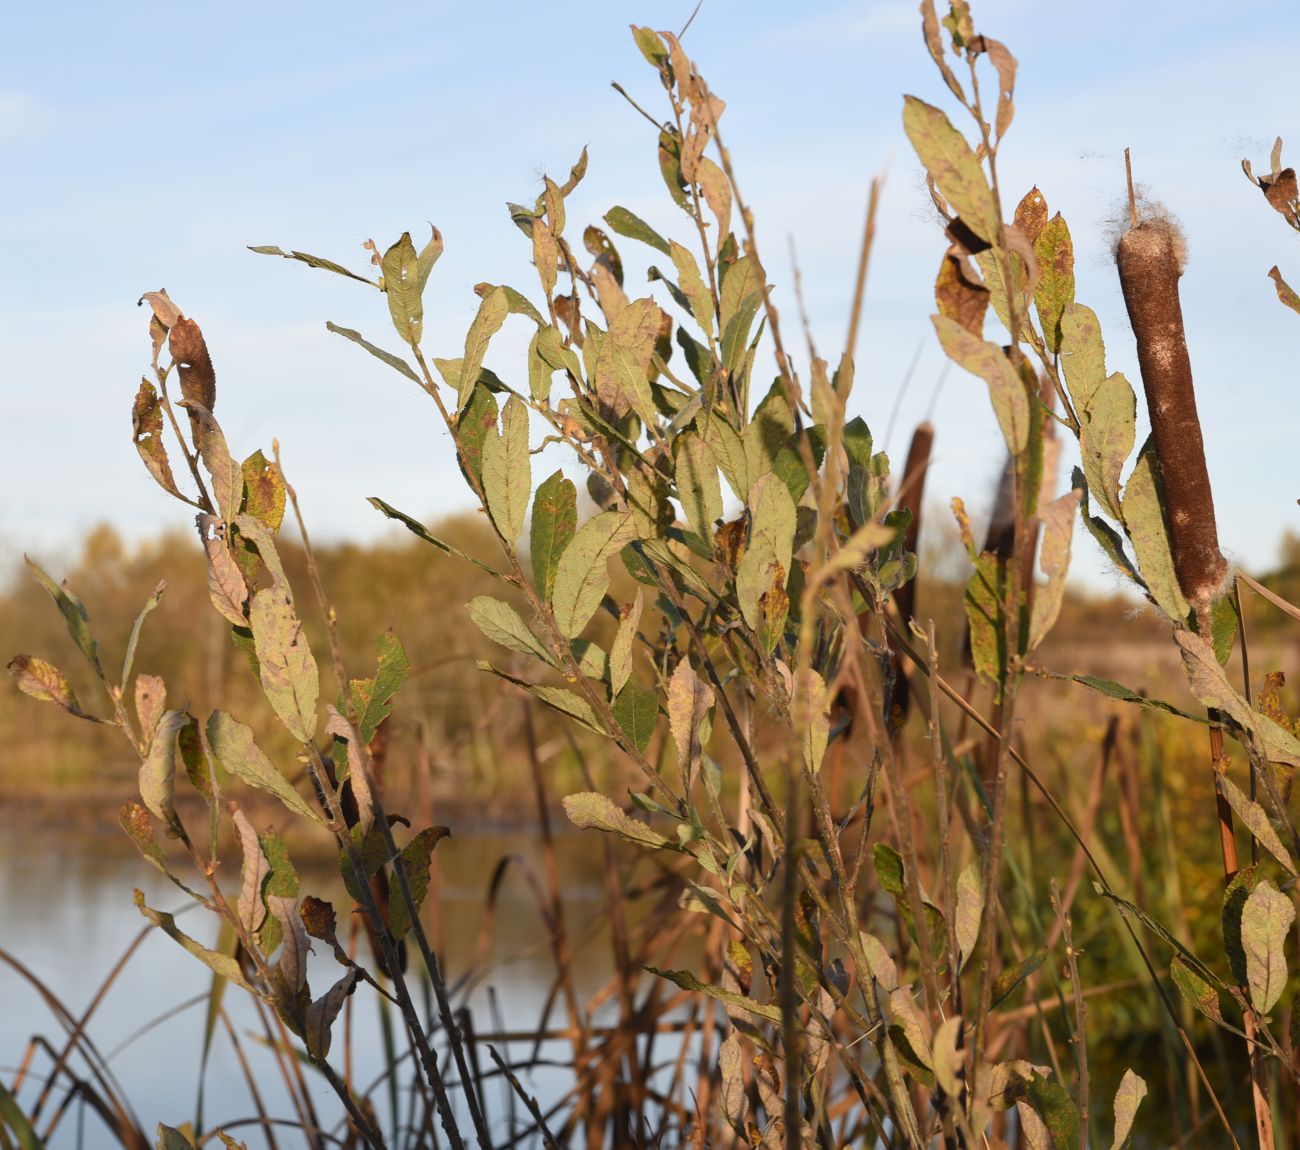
[0,92,46,145]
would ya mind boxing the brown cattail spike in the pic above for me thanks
[1116,216,1227,607]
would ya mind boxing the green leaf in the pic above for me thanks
[458,287,509,415]
[477,662,607,735]
[468,596,554,665]
[326,321,420,383]
[1033,214,1075,353]
[604,206,671,255]
[248,244,376,286]
[455,380,499,486]
[1079,373,1135,524]
[932,316,1029,453]
[1110,1069,1147,1150]
[674,432,723,541]
[349,630,409,744]
[136,890,253,991]
[25,557,102,677]
[1059,303,1108,410]
[1024,1073,1080,1150]
[992,946,1047,1009]
[563,791,671,849]
[612,681,659,754]
[902,95,999,244]
[1122,440,1189,622]
[207,711,325,824]
[482,394,531,545]
[736,473,795,630]
[646,966,783,1023]
[609,590,643,697]
[156,1125,198,1150]
[1216,772,1296,875]
[249,588,319,743]
[701,417,749,503]
[1242,879,1294,1013]
[965,552,1012,695]
[1051,672,1205,722]
[389,826,451,940]
[140,709,186,827]
[530,470,577,600]
[381,232,425,345]
[551,509,637,638]
[366,497,504,578]
[1169,955,1228,1028]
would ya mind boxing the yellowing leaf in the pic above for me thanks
[482,394,531,544]
[563,791,670,849]
[458,287,509,415]
[931,315,1029,453]
[551,510,637,638]
[903,95,998,243]
[207,710,325,824]
[249,588,319,743]
[1242,879,1294,1013]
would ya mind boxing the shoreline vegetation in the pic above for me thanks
[7,3,1300,1147]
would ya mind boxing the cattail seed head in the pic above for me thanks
[1116,215,1227,607]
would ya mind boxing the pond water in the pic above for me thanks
[0,819,651,1148]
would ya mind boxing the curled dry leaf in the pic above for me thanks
[8,655,95,721]
[132,380,181,498]
[169,316,217,423]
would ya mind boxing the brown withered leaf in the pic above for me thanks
[301,894,339,943]
[131,380,182,498]
[715,516,747,570]
[1269,266,1300,314]
[169,317,217,422]
[978,37,1017,140]
[1013,187,1048,244]
[241,449,286,531]
[757,561,790,656]
[139,289,182,368]
[936,250,990,335]
[1260,168,1300,229]
[554,292,583,345]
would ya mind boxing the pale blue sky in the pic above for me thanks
[3,1,1297,590]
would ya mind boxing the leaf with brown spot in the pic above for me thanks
[250,587,319,743]
[231,807,271,935]
[169,316,216,421]
[135,673,166,747]
[8,655,97,721]
[241,450,285,531]
[935,250,990,335]
[132,380,181,498]
[184,404,242,521]
[1014,187,1048,244]
[119,801,169,875]
[198,515,249,625]
[1033,213,1075,353]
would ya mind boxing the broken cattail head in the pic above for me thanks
[1116,212,1228,608]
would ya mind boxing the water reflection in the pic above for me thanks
[0,822,641,1148]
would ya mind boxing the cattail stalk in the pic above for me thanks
[1115,206,1227,607]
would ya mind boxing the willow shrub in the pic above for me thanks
[10,2,1300,1147]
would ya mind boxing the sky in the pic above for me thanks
[3,0,1298,592]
